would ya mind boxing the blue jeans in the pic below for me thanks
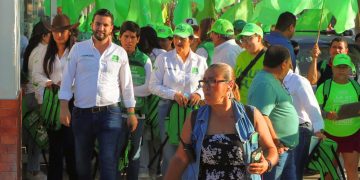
[294,123,313,179]
[72,105,127,180]
[123,118,145,180]
[264,148,297,180]
[157,99,178,175]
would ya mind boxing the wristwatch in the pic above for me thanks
[265,159,273,172]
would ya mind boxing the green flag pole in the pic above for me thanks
[316,0,326,44]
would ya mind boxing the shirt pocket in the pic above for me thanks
[78,57,98,73]
[164,65,183,85]
[104,59,122,76]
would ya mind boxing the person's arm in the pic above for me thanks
[164,112,193,180]
[149,54,178,99]
[59,45,78,126]
[119,51,138,132]
[307,44,321,85]
[133,58,152,97]
[248,108,278,175]
[32,47,53,88]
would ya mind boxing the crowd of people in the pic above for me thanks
[20,8,360,180]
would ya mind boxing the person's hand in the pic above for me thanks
[325,111,338,120]
[127,114,138,132]
[188,93,201,106]
[248,155,268,175]
[45,80,53,88]
[314,131,326,140]
[60,105,71,127]
[312,43,321,60]
[274,139,288,154]
[174,92,188,107]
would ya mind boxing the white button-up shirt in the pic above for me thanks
[149,49,207,100]
[213,39,243,67]
[284,70,324,132]
[59,38,136,108]
[25,43,47,95]
[32,46,68,104]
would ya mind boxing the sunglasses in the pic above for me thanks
[198,79,229,88]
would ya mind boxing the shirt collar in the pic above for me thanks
[284,69,294,84]
[215,39,235,50]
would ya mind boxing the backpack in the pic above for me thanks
[322,78,360,109]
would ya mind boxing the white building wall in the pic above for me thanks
[0,0,21,99]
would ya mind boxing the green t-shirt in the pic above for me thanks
[234,50,265,104]
[315,81,360,137]
[248,70,299,148]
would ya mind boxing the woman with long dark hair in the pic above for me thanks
[32,14,78,180]
[22,20,50,180]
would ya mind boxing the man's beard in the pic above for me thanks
[93,31,109,41]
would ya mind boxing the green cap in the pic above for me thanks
[208,19,234,36]
[237,23,264,39]
[333,54,356,71]
[233,19,246,32]
[173,23,194,38]
[156,25,173,38]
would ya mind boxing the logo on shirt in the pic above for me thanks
[191,67,199,74]
[81,54,94,57]
[112,55,119,62]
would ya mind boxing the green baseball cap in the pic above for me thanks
[333,54,355,71]
[173,23,194,38]
[156,25,173,38]
[233,19,247,32]
[237,23,264,39]
[208,19,234,36]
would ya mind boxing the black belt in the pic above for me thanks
[77,104,119,113]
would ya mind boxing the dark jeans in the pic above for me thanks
[72,105,126,180]
[294,122,313,179]
[47,125,77,180]
[263,148,297,180]
[122,118,145,180]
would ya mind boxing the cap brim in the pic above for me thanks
[173,33,191,38]
[158,34,171,38]
[238,31,255,37]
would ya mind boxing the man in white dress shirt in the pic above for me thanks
[59,9,137,180]
[209,18,243,67]
[283,69,325,179]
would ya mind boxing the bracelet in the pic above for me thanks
[265,159,273,172]
[127,112,135,116]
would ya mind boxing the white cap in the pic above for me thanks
[184,18,198,26]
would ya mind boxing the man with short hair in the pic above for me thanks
[307,37,353,86]
[284,68,325,180]
[248,45,299,180]
[265,12,297,71]
[209,18,243,67]
[59,9,138,179]
[118,20,152,180]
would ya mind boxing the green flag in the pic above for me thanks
[149,0,167,25]
[324,0,358,33]
[214,0,235,12]
[194,0,216,23]
[220,0,254,23]
[251,0,323,25]
[95,0,126,26]
[173,0,192,25]
[296,9,331,32]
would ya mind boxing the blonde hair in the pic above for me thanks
[206,63,240,101]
